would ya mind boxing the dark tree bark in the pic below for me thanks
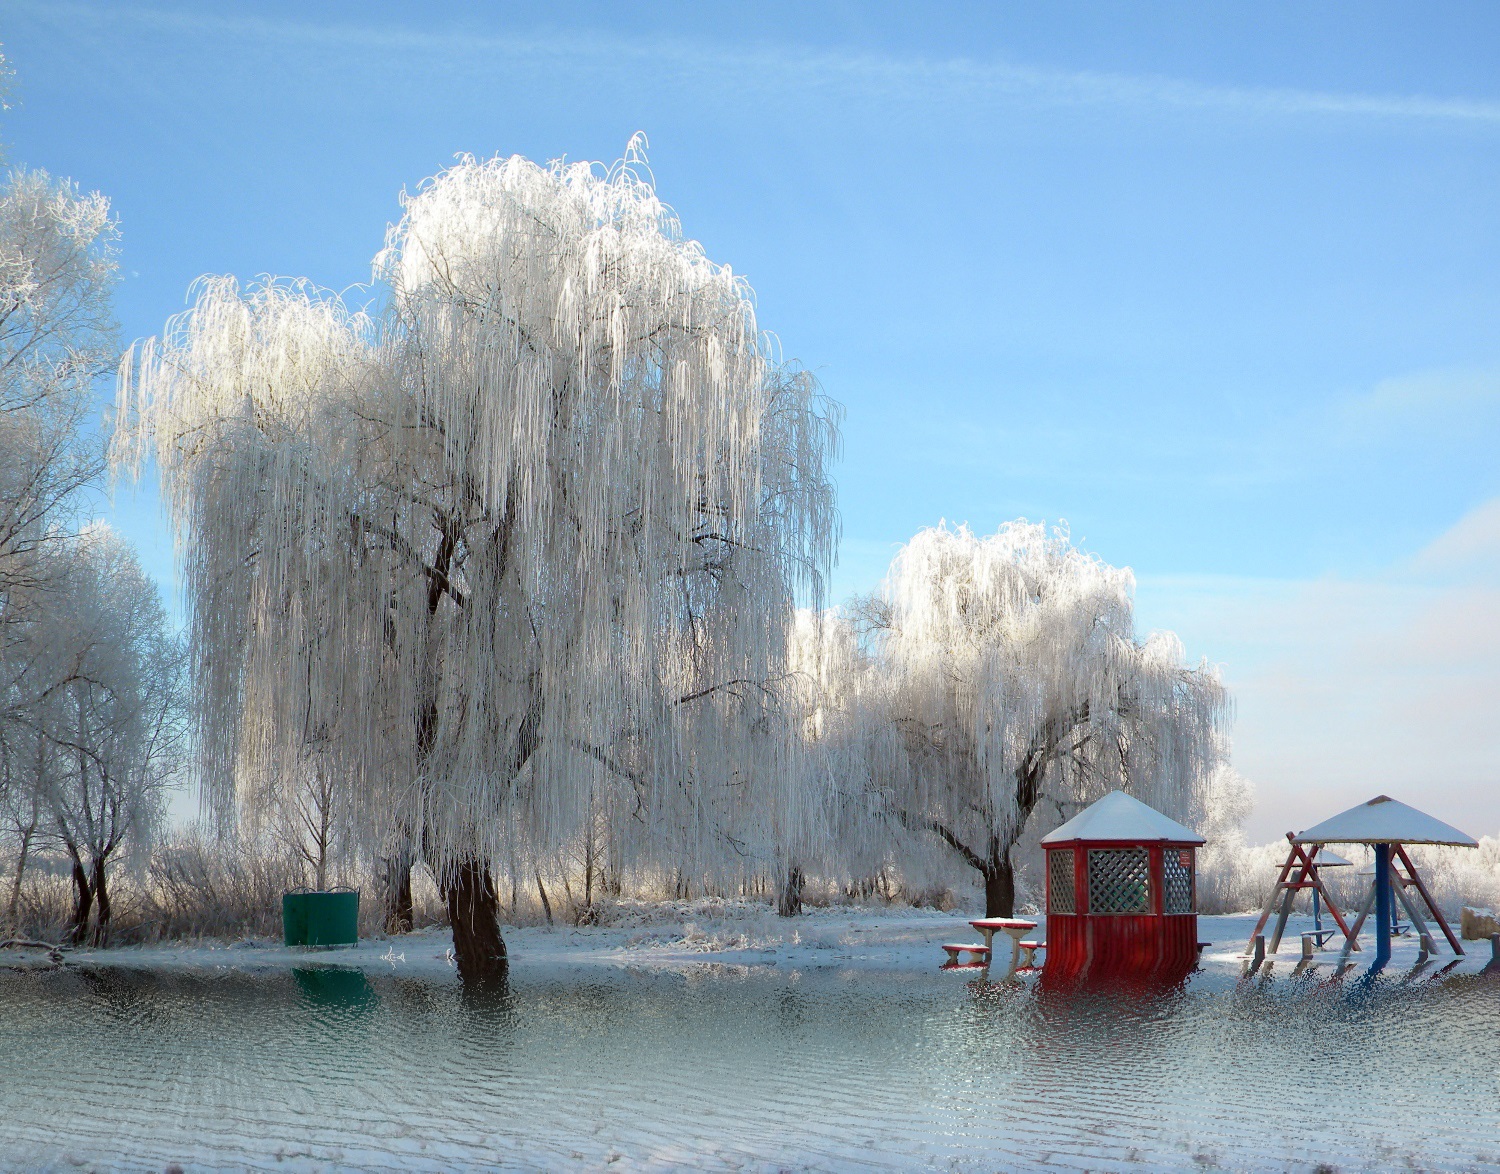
[534,871,554,926]
[583,802,596,910]
[5,818,37,933]
[404,505,531,978]
[90,856,112,948]
[909,819,1025,917]
[67,855,93,947]
[982,845,1017,918]
[381,847,415,934]
[776,865,805,917]
[445,858,508,985]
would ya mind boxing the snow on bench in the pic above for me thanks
[941,943,991,968]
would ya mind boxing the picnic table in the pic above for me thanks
[963,917,1039,980]
[930,917,1038,983]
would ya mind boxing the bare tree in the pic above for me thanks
[33,527,185,945]
[256,752,344,892]
[113,140,839,982]
[1,726,48,934]
[820,522,1229,917]
[0,153,121,939]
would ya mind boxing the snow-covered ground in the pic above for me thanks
[19,900,1498,981]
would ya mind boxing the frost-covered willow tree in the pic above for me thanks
[113,142,839,982]
[782,606,884,913]
[0,167,119,781]
[842,522,1228,917]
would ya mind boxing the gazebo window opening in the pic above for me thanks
[1048,849,1076,914]
[1088,848,1151,914]
[1163,849,1194,915]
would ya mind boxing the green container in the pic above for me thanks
[282,889,359,947]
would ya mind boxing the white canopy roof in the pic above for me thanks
[1040,790,1205,846]
[1309,848,1353,868]
[1293,795,1478,848]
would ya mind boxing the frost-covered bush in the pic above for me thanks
[1,863,74,942]
[1197,834,1500,919]
[1196,833,1291,914]
[1402,838,1500,919]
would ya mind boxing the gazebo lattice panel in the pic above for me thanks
[1163,851,1194,915]
[1088,847,1151,914]
[1048,850,1076,914]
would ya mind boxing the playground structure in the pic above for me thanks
[1307,848,1353,945]
[1355,857,1413,939]
[1246,795,1478,968]
[1245,837,1358,957]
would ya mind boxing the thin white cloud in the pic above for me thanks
[20,0,1500,127]
[1409,496,1500,580]
[1135,501,1500,842]
[1339,366,1500,440]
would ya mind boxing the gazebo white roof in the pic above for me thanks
[1040,790,1205,846]
[1309,848,1353,868]
[1293,795,1478,848]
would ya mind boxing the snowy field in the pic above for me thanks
[23,902,1496,982]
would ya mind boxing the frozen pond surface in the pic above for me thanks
[3,954,1499,1172]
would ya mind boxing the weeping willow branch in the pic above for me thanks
[792,522,1229,905]
[110,136,841,895]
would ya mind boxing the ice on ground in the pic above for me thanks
[28,902,1497,982]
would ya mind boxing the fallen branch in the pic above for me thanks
[0,938,71,963]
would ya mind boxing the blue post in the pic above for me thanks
[1312,887,1323,938]
[1373,843,1392,969]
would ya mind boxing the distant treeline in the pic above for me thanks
[4,829,1496,947]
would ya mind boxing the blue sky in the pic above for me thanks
[4,1,1498,840]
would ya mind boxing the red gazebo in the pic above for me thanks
[1040,791,1205,983]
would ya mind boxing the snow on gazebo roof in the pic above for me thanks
[1309,848,1353,868]
[1293,795,1478,848]
[1040,790,1205,846]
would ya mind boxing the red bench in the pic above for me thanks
[1018,939,1046,969]
[941,943,991,968]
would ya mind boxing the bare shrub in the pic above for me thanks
[137,830,305,942]
[8,867,73,942]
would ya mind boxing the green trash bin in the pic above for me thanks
[282,889,359,947]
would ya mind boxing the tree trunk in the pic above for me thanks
[5,822,35,933]
[534,871,554,926]
[445,858,507,986]
[583,808,595,910]
[983,851,1017,918]
[68,857,93,947]
[776,865,805,917]
[978,826,1025,918]
[90,856,111,948]
[381,846,415,934]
